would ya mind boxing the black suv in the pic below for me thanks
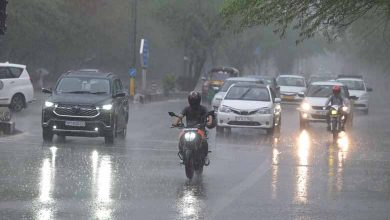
[41,69,129,143]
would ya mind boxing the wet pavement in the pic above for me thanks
[0,96,390,219]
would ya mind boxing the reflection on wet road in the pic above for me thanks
[0,99,389,219]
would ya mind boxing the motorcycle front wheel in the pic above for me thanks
[185,150,194,179]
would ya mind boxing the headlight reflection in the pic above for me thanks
[295,130,311,203]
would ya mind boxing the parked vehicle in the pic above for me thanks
[0,62,34,112]
[298,81,355,129]
[202,67,239,104]
[169,111,214,179]
[217,83,281,135]
[41,69,129,144]
[336,75,372,114]
[276,75,307,103]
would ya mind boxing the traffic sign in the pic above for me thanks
[128,68,136,77]
[140,39,149,68]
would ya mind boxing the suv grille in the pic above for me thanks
[54,104,99,118]
[231,109,258,115]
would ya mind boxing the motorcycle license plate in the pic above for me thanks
[65,121,86,127]
[236,116,251,121]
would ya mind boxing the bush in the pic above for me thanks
[162,73,176,95]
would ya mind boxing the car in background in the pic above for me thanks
[336,75,372,114]
[217,83,281,135]
[211,77,266,112]
[0,62,34,112]
[298,81,355,129]
[308,74,335,85]
[201,67,240,104]
[276,75,307,103]
[246,75,280,97]
[41,69,129,144]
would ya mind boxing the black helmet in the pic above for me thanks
[188,91,201,108]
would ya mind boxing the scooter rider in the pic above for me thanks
[172,91,213,164]
[324,85,347,130]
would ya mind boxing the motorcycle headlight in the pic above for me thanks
[102,104,113,110]
[44,101,54,108]
[342,106,348,112]
[184,132,197,141]
[331,110,338,115]
[257,107,271,114]
[301,102,311,111]
[274,104,282,114]
[219,105,232,113]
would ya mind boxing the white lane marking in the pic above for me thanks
[209,157,271,220]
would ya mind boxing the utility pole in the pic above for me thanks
[129,0,138,96]
[0,0,8,35]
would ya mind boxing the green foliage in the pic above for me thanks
[222,0,390,43]
[162,73,176,94]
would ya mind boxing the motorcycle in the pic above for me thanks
[168,111,215,179]
[327,105,347,142]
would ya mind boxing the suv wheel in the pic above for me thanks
[10,94,25,112]
[43,128,53,142]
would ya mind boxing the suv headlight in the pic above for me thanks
[219,105,232,113]
[301,102,311,111]
[44,101,54,108]
[102,104,113,110]
[257,107,271,114]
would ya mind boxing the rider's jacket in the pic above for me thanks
[325,94,346,107]
[181,105,208,128]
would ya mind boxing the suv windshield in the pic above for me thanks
[56,77,110,94]
[307,85,346,98]
[225,86,270,101]
[277,77,305,87]
[337,79,365,90]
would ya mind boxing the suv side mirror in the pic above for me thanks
[298,91,305,98]
[367,87,373,92]
[42,88,52,94]
[274,98,281,103]
[114,92,126,98]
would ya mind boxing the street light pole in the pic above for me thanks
[129,0,138,97]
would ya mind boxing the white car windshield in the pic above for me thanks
[56,77,110,94]
[337,79,365,91]
[225,86,270,101]
[307,85,347,98]
[277,77,305,87]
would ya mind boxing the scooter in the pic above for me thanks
[169,111,214,179]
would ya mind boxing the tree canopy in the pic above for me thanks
[222,0,390,43]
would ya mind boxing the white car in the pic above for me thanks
[0,62,34,112]
[336,75,372,113]
[211,77,265,111]
[276,75,307,103]
[217,83,282,134]
[298,81,354,129]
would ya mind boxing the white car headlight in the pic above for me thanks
[184,132,196,141]
[219,105,232,113]
[301,102,311,111]
[45,101,54,107]
[257,107,271,114]
[102,104,113,110]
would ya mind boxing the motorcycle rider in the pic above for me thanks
[172,91,213,165]
[324,85,347,131]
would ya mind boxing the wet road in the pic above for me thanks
[0,96,390,219]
